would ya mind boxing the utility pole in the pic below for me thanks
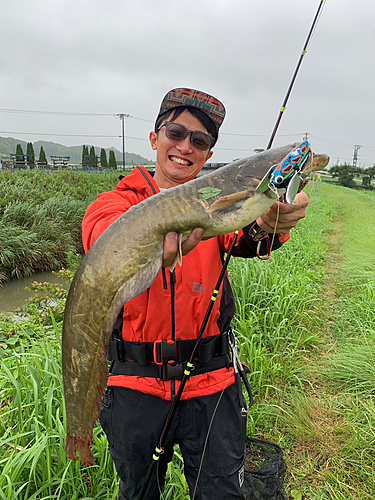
[353,144,362,167]
[116,113,131,169]
[303,132,310,141]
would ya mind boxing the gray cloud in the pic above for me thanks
[1,0,374,166]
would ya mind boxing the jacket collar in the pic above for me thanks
[116,166,159,197]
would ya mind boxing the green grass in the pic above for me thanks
[0,323,120,499]
[0,323,188,499]
[1,179,374,498]
[267,184,375,499]
[0,170,120,283]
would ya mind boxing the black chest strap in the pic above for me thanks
[110,353,231,381]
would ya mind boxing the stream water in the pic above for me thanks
[0,272,67,313]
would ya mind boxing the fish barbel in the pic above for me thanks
[62,143,329,465]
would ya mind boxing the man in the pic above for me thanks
[82,88,309,499]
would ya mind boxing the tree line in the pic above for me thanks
[81,145,117,169]
[15,143,47,166]
[329,164,375,190]
[13,144,117,169]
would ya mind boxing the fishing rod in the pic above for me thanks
[250,0,326,244]
[267,0,326,150]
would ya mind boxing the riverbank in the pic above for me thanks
[0,271,68,313]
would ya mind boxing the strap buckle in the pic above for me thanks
[159,362,185,381]
[107,336,125,362]
[248,222,269,242]
[153,339,179,366]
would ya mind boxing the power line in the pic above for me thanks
[0,126,306,141]
[0,131,120,138]
[0,107,319,139]
[0,108,115,117]
[220,132,303,138]
[309,134,358,148]
[0,129,310,154]
[1,106,372,148]
[215,146,264,152]
[0,124,373,161]
[0,130,150,141]
[0,107,154,123]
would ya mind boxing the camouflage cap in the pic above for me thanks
[158,88,226,128]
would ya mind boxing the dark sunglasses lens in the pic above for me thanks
[165,123,186,141]
[191,132,212,151]
[165,122,213,151]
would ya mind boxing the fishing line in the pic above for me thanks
[258,201,281,302]
[157,463,165,500]
[311,171,322,208]
[156,368,233,500]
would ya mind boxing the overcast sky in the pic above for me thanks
[1,0,374,167]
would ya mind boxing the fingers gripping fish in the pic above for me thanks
[62,142,329,465]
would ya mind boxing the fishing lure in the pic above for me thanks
[256,140,311,204]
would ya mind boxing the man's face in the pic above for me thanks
[149,109,213,189]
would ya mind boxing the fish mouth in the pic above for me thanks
[169,155,192,167]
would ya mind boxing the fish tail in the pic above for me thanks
[66,433,95,466]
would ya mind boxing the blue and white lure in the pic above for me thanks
[256,141,311,204]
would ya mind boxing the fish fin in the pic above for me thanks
[207,189,253,213]
[167,233,183,272]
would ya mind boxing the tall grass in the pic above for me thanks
[270,183,375,499]
[229,193,330,408]
[0,171,120,283]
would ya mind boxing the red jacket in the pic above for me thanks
[82,167,289,401]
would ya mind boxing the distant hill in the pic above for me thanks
[0,136,153,165]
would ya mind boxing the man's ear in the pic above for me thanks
[149,131,158,151]
[205,150,214,162]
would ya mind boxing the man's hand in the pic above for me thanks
[256,191,310,235]
[162,228,204,268]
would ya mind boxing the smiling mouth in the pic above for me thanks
[169,155,192,166]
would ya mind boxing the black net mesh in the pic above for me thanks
[244,438,287,500]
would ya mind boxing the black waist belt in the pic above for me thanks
[110,353,231,381]
[107,332,229,366]
[107,331,230,381]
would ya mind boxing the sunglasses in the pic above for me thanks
[157,122,215,151]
